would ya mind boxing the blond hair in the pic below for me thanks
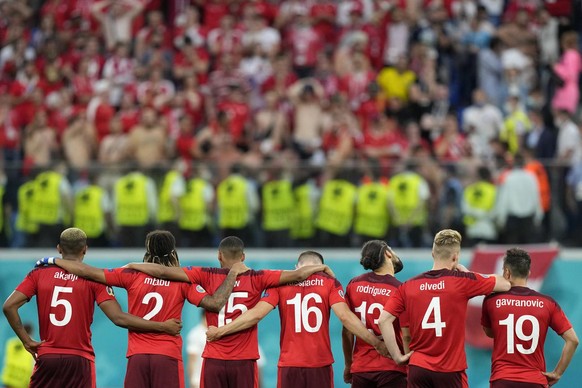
[432,229,462,261]
[59,228,88,254]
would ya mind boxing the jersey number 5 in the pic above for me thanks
[218,292,249,327]
[499,314,540,354]
[421,297,447,337]
[50,286,73,327]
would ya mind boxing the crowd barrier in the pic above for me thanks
[0,248,580,388]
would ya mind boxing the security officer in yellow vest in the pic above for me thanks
[354,170,390,244]
[290,171,319,247]
[0,174,7,247]
[260,167,293,247]
[157,165,186,241]
[73,173,113,247]
[179,166,215,247]
[0,322,34,388]
[30,166,73,247]
[387,162,430,247]
[462,166,498,246]
[14,176,38,248]
[315,169,357,247]
[217,164,259,246]
[113,167,158,247]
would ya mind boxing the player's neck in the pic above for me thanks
[61,255,83,262]
[510,278,528,287]
[373,263,394,276]
[432,262,454,271]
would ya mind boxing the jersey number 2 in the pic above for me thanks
[142,292,164,320]
[421,297,447,337]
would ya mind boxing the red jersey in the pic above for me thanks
[15,266,115,361]
[261,273,344,368]
[183,267,282,361]
[481,286,572,385]
[384,269,495,372]
[345,272,406,374]
[104,268,208,360]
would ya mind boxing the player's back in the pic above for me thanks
[400,269,495,372]
[346,272,406,374]
[482,286,572,385]
[104,268,204,360]
[183,266,282,360]
[264,272,343,367]
[16,266,114,361]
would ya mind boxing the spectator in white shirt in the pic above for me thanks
[462,89,504,160]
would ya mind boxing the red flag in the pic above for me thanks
[465,244,559,349]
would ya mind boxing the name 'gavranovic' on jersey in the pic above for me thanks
[495,298,545,309]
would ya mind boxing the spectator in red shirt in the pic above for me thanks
[137,68,175,111]
[87,80,115,143]
[175,115,198,163]
[285,13,322,78]
[135,9,170,57]
[310,0,338,48]
[362,112,407,168]
[200,0,231,31]
[217,85,250,148]
[173,40,210,87]
[207,14,244,59]
[173,6,207,49]
[434,113,472,162]
[71,57,96,106]
[339,52,376,111]
[356,81,384,134]
[102,42,135,107]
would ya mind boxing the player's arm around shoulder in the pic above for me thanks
[39,257,108,284]
[199,262,250,313]
[279,264,335,284]
[125,262,190,282]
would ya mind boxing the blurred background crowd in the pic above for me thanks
[0,0,582,248]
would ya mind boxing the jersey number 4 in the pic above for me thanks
[499,314,540,354]
[421,297,447,337]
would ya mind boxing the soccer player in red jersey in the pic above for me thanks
[127,237,339,388]
[2,228,181,388]
[35,230,247,388]
[342,240,407,388]
[205,250,389,388]
[379,229,512,388]
[481,248,579,388]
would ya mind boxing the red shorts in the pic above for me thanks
[491,380,547,388]
[277,365,333,388]
[30,354,95,388]
[351,370,407,388]
[408,365,468,388]
[125,354,184,388]
[200,358,258,388]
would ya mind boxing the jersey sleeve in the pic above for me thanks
[260,287,280,307]
[481,296,492,328]
[93,282,116,305]
[103,268,132,288]
[15,271,38,299]
[257,270,284,290]
[549,301,573,335]
[399,309,409,328]
[464,272,496,298]
[328,279,345,306]
[184,266,205,285]
[383,285,405,317]
[185,283,209,307]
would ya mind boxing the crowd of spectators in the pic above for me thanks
[1,0,582,247]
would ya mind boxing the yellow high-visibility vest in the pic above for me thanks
[217,175,249,229]
[114,173,149,226]
[315,180,356,236]
[463,181,496,226]
[262,180,293,231]
[179,178,209,231]
[290,183,315,239]
[354,182,389,238]
[158,171,181,223]
[74,186,105,238]
[31,171,63,225]
[388,173,426,226]
[15,181,38,233]
[0,337,34,388]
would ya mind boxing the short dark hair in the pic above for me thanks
[219,236,244,260]
[503,248,531,278]
[143,230,179,267]
[59,228,87,254]
[297,251,324,265]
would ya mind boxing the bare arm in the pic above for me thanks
[125,263,191,282]
[278,265,334,285]
[402,326,412,354]
[492,275,511,292]
[54,258,107,284]
[543,328,579,386]
[206,301,273,341]
[333,302,388,357]
[342,326,355,384]
[378,310,411,364]
[98,299,182,335]
[198,263,249,313]
[2,291,42,359]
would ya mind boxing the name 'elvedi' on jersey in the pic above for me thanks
[420,280,445,291]
[495,298,545,309]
